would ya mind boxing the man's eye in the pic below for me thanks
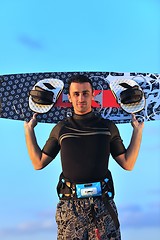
[74,92,79,96]
[83,92,88,96]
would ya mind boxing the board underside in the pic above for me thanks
[0,71,160,124]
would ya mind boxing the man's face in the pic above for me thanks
[68,82,94,115]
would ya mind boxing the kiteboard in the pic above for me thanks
[0,71,160,124]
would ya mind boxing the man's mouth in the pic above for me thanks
[78,102,86,106]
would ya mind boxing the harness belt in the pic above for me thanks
[57,172,120,233]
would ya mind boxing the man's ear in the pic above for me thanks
[68,94,72,103]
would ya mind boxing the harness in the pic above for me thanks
[57,171,120,239]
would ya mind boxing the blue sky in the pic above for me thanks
[0,0,160,239]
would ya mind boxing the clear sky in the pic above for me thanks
[0,0,160,240]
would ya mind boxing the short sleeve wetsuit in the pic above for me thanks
[42,111,126,184]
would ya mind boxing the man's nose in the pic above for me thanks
[78,93,84,101]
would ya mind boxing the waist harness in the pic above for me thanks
[57,171,119,236]
[57,173,114,200]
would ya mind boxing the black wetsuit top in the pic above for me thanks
[42,111,126,183]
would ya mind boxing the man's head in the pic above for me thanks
[67,74,93,93]
[67,74,94,115]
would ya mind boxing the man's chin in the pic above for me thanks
[75,108,91,115]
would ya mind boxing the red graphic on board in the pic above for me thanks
[55,90,120,108]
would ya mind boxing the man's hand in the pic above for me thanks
[24,113,38,130]
[131,113,144,131]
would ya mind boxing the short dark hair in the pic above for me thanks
[67,74,93,93]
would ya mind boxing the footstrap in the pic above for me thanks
[120,83,143,104]
[30,86,54,105]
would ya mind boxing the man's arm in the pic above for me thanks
[115,114,144,171]
[24,113,53,170]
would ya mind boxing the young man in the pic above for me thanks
[24,74,144,239]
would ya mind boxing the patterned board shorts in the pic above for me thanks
[56,198,121,240]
